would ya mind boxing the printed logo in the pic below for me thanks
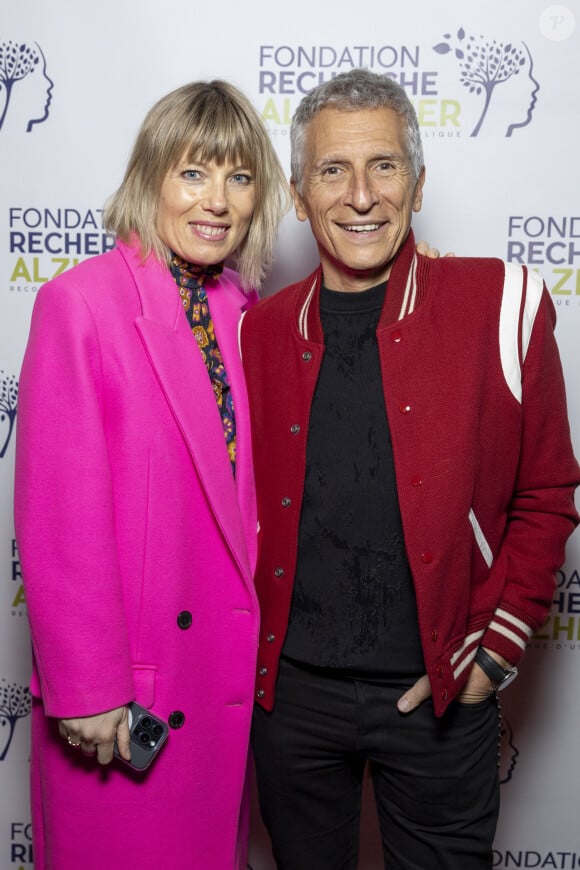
[7,207,115,294]
[10,822,33,868]
[11,538,26,617]
[257,42,460,141]
[0,40,53,134]
[506,215,580,307]
[0,371,18,459]
[493,849,580,868]
[257,27,540,142]
[499,715,519,785]
[531,567,580,651]
[433,28,539,137]
[0,677,31,761]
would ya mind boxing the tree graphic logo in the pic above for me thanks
[0,39,53,133]
[0,678,31,761]
[433,28,539,137]
[0,371,18,459]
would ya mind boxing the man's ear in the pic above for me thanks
[412,167,426,214]
[290,178,308,223]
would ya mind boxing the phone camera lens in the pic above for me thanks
[139,731,151,745]
[141,717,152,729]
[152,724,163,738]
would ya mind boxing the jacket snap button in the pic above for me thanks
[266,633,275,643]
[422,551,434,564]
[290,424,301,434]
[177,610,193,630]
[281,497,291,507]
[274,567,284,577]
[399,403,411,414]
[391,330,402,343]
[256,689,265,699]
[259,667,268,676]
[168,710,185,729]
[431,629,438,642]
[302,351,312,361]
[411,474,423,486]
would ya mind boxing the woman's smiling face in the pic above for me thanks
[156,156,256,265]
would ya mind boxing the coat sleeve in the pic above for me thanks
[481,275,580,664]
[14,276,135,717]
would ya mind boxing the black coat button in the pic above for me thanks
[177,611,193,630]
[168,710,185,729]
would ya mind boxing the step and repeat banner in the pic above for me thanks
[1,1,579,867]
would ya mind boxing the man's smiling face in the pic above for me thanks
[291,105,425,292]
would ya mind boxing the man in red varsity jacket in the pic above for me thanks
[241,69,579,869]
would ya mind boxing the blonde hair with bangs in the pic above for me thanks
[105,80,289,290]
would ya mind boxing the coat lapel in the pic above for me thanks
[117,242,253,582]
[206,274,258,572]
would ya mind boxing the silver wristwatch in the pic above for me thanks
[475,646,518,691]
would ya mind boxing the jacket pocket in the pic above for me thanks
[132,664,157,708]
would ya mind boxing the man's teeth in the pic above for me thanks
[344,224,381,232]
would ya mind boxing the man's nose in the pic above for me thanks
[346,170,379,211]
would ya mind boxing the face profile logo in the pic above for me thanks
[0,678,31,761]
[499,714,520,784]
[0,39,54,133]
[433,27,539,137]
[0,371,18,459]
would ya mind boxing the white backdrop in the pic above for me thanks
[1,1,579,867]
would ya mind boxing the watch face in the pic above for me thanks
[498,667,518,691]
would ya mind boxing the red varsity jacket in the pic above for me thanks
[241,231,579,716]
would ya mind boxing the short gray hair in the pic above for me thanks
[290,68,424,191]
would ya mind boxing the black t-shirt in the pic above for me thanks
[282,282,425,676]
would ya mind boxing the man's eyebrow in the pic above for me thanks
[370,151,406,162]
[312,151,405,169]
[312,154,347,169]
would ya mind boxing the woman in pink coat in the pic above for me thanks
[14,80,287,870]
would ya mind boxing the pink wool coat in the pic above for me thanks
[14,240,259,869]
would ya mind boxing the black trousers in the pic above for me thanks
[251,657,501,870]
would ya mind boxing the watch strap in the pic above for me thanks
[475,646,513,688]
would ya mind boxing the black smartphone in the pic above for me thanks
[114,701,169,771]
